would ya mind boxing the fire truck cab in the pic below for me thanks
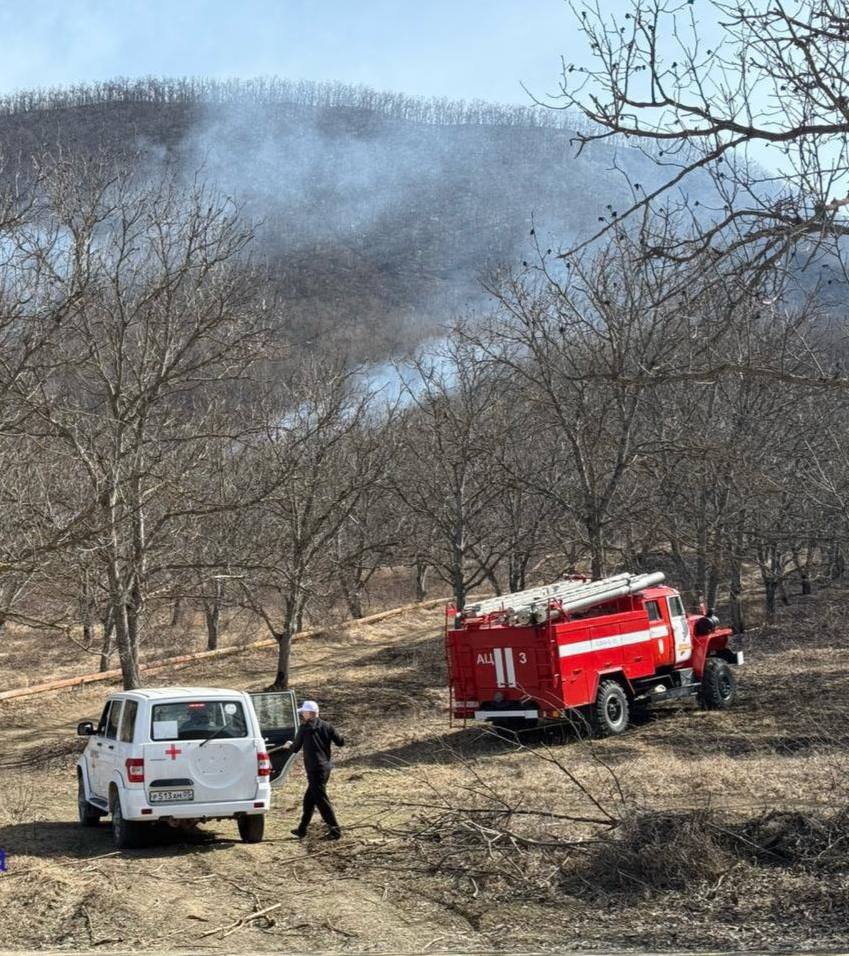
[445,572,743,737]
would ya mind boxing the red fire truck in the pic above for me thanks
[445,572,743,736]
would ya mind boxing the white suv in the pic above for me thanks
[76,686,298,849]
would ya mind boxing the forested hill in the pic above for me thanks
[0,77,694,359]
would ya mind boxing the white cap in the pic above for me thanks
[298,699,319,714]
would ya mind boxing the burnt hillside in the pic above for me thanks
[0,77,702,359]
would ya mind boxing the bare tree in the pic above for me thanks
[391,337,514,609]
[558,1,849,279]
[16,156,265,688]
[475,232,699,577]
[239,361,388,689]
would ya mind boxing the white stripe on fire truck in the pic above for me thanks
[504,647,517,687]
[493,647,506,686]
[649,624,669,638]
[557,629,653,658]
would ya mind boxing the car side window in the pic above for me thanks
[96,702,112,736]
[645,600,662,622]
[106,701,123,740]
[119,700,138,743]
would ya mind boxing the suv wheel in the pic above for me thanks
[238,814,265,843]
[111,793,147,850]
[591,679,630,737]
[77,775,101,827]
[699,658,737,710]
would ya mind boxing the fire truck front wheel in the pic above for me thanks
[591,680,630,737]
[699,658,737,710]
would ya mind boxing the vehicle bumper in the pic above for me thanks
[474,709,539,721]
[122,785,271,821]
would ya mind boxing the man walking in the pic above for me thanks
[283,699,344,840]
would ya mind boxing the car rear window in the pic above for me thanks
[150,701,248,741]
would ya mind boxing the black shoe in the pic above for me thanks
[324,829,342,841]
[291,828,306,839]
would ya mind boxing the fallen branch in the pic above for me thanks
[199,901,283,939]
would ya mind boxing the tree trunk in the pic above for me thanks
[483,566,501,597]
[107,562,141,689]
[764,578,777,617]
[829,541,844,579]
[271,594,302,690]
[728,530,746,634]
[451,521,467,609]
[706,565,720,612]
[588,522,605,579]
[414,561,429,602]
[171,597,183,626]
[508,554,527,593]
[451,569,467,611]
[347,590,364,619]
[99,612,115,672]
[204,601,221,651]
[340,574,364,619]
[127,602,142,675]
[112,602,140,688]
[272,630,292,690]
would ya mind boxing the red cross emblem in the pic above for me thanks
[165,744,182,760]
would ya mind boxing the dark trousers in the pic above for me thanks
[299,767,340,832]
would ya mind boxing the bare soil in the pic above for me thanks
[1,594,848,953]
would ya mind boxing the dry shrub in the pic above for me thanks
[572,809,732,897]
[0,778,38,824]
[739,807,849,871]
[567,804,849,899]
[368,792,849,908]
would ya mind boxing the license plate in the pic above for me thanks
[149,789,193,803]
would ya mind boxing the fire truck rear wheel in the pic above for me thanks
[699,658,737,710]
[591,680,630,737]
[490,717,538,740]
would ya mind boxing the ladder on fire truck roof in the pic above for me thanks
[462,571,665,619]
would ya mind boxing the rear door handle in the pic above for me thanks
[108,744,114,750]
[96,742,103,748]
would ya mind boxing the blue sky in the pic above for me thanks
[0,1,585,105]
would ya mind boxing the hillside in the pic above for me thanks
[0,77,692,360]
[1,591,848,952]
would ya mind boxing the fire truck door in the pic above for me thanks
[667,594,692,663]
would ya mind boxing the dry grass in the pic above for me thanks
[1,589,848,951]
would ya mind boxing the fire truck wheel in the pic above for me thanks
[699,658,737,709]
[591,680,630,737]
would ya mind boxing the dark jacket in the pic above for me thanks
[291,717,344,774]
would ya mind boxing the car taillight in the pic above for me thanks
[257,751,272,777]
[125,758,144,784]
